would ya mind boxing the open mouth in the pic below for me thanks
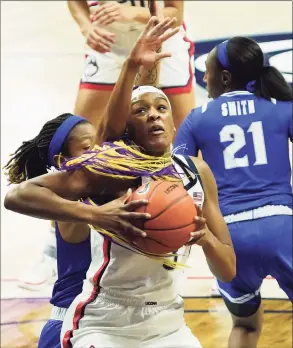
[148,124,165,135]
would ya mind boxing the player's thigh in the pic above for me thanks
[38,319,62,348]
[230,302,263,332]
[160,30,195,130]
[74,89,112,131]
[70,332,137,348]
[141,325,202,348]
[217,220,267,317]
[168,89,195,131]
[74,49,121,130]
[266,215,293,301]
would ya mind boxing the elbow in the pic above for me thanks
[219,255,236,283]
[4,183,27,212]
[4,187,18,211]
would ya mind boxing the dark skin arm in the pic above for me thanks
[4,170,151,242]
[97,15,179,143]
[188,157,236,283]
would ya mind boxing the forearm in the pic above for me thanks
[135,60,161,86]
[202,234,236,283]
[4,183,94,224]
[67,0,91,35]
[133,7,182,25]
[99,58,140,142]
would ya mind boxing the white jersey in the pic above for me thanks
[61,155,204,347]
[80,155,204,303]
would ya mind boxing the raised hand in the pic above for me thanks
[129,16,179,67]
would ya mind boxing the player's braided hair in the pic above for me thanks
[3,113,83,184]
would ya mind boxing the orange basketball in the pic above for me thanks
[129,181,197,254]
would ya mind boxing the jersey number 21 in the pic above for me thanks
[220,121,268,170]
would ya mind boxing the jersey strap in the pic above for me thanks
[172,155,203,191]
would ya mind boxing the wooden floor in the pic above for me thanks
[185,298,292,348]
[1,297,292,348]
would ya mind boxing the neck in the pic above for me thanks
[144,148,171,158]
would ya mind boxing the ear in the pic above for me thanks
[221,70,232,86]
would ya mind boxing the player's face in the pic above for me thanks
[203,48,225,99]
[65,122,96,157]
[128,92,175,156]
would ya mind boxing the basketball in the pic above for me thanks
[128,181,198,254]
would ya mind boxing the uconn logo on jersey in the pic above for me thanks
[194,33,293,91]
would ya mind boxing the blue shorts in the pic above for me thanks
[217,215,292,316]
[38,319,62,348]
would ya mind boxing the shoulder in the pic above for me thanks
[275,100,293,113]
[188,99,221,120]
[181,106,206,129]
[188,99,217,116]
[266,99,293,125]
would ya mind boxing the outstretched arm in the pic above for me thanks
[4,170,150,240]
[4,170,94,222]
[97,16,179,143]
[191,158,236,282]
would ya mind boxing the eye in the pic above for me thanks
[157,105,167,112]
[134,107,147,115]
[83,145,91,151]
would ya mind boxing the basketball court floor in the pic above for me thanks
[1,1,292,347]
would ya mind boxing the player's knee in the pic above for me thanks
[224,297,263,332]
[232,317,261,334]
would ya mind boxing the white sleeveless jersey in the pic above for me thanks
[87,1,188,55]
[81,155,204,303]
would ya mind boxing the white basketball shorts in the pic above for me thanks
[61,290,202,348]
[80,25,195,96]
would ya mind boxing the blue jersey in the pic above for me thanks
[174,91,293,216]
[50,223,91,309]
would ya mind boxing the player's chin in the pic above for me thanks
[145,137,171,155]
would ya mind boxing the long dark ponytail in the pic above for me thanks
[257,65,293,101]
[225,37,293,101]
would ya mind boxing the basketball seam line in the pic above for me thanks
[144,220,195,231]
[140,235,179,248]
[148,193,189,221]
[142,181,166,228]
